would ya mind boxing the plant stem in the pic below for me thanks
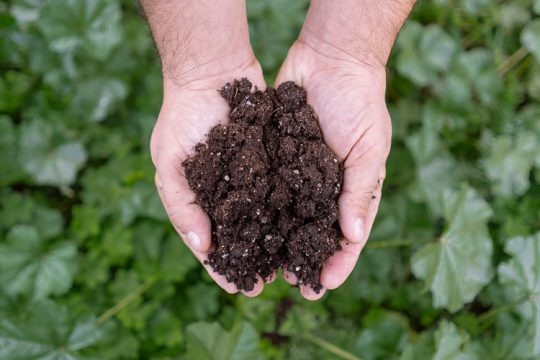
[365,238,433,249]
[300,333,362,360]
[498,47,529,76]
[478,297,527,324]
[96,274,160,325]
[515,55,533,78]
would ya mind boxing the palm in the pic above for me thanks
[150,64,268,296]
[276,42,392,300]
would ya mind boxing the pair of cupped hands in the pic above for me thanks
[150,30,392,300]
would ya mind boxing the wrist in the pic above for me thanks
[161,48,257,93]
[300,0,416,67]
[142,0,254,88]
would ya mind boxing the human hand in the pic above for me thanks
[150,62,269,296]
[276,0,415,300]
[144,0,413,299]
[143,0,269,296]
[275,41,390,300]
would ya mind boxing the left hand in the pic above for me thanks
[276,39,392,300]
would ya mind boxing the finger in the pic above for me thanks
[300,285,326,301]
[282,265,298,285]
[155,161,212,253]
[193,243,239,294]
[265,270,278,284]
[321,176,384,289]
[241,275,264,297]
[155,173,238,294]
[338,110,390,245]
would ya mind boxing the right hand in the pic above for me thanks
[150,56,269,296]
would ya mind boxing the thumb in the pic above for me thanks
[339,122,390,245]
[154,161,213,254]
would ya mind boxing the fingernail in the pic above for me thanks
[354,218,364,243]
[187,231,201,251]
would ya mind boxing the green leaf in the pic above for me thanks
[38,0,122,60]
[0,225,78,299]
[120,181,167,225]
[407,111,462,215]
[279,305,326,335]
[77,248,110,288]
[474,313,536,359]
[422,25,457,72]
[185,321,263,360]
[19,120,87,187]
[101,224,133,263]
[498,233,540,355]
[521,20,540,61]
[401,321,477,360]
[150,309,184,348]
[0,116,23,185]
[161,234,198,283]
[10,0,44,25]
[401,321,476,360]
[132,221,165,276]
[94,324,139,360]
[433,321,475,360]
[0,192,63,238]
[412,185,494,312]
[483,132,539,197]
[397,22,457,86]
[0,299,103,360]
[400,332,435,360]
[498,4,531,30]
[527,70,540,101]
[236,297,276,333]
[0,71,32,112]
[186,283,220,320]
[433,73,471,106]
[354,310,412,359]
[462,0,491,15]
[248,0,309,74]
[454,49,502,106]
[70,204,101,241]
[73,77,127,122]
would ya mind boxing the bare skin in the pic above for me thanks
[277,0,416,300]
[142,0,415,299]
[142,0,267,296]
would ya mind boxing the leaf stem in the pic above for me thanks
[498,47,529,76]
[477,296,529,332]
[299,333,362,360]
[96,274,160,325]
[365,238,433,249]
[515,55,533,78]
[478,297,526,323]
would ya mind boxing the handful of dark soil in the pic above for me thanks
[183,78,343,293]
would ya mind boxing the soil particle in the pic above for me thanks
[183,78,343,293]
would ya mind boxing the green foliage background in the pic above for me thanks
[1,0,540,359]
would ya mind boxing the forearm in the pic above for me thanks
[141,0,254,86]
[300,0,416,66]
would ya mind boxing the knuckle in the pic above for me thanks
[341,189,373,214]
[169,211,186,235]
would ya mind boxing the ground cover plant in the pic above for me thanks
[1,0,540,359]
